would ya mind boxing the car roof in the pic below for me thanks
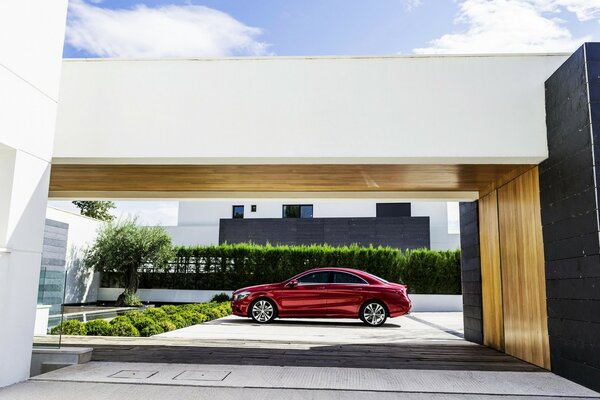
[302,267,369,275]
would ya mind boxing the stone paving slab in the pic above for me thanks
[30,362,600,398]
[3,380,596,400]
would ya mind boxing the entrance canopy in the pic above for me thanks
[50,54,567,198]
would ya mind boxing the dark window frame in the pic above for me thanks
[232,205,244,219]
[282,204,314,219]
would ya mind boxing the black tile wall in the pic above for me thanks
[459,201,483,345]
[219,216,430,249]
[541,43,600,392]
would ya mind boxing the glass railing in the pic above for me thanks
[34,266,67,348]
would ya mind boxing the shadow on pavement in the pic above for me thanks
[82,341,541,372]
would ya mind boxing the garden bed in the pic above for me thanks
[50,301,232,337]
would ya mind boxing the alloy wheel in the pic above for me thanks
[362,302,386,326]
[251,299,275,323]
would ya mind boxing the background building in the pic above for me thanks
[165,201,460,250]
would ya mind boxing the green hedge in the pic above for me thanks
[102,244,461,294]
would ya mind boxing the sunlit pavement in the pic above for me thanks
[12,312,599,399]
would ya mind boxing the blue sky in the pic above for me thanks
[55,0,600,225]
[64,0,600,59]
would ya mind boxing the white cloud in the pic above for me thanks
[532,0,600,21]
[414,0,598,54]
[403,0,423,11]
[66,0,269,58]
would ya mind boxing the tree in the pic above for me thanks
[84,218,173,306]
[72,201,116,221]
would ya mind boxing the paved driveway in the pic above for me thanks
[156,312,465,345]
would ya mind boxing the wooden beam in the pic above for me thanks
[49,163,534,197]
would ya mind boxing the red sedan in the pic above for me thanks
[231,267,411,327]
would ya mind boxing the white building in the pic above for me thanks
[167,200,460,250]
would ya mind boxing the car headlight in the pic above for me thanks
[233,291,250,301]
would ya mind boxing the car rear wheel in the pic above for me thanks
[360,301,387,327]
[250,298,276,323]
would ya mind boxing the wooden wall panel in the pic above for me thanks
[497,167,550,369]
[478,191,504,351]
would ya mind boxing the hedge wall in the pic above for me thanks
[101,243,461,294]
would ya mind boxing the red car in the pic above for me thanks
[231,267,411,327]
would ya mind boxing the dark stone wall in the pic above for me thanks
[459,201,483,345]
[376,203,411,217]
[219,217,430,249]
[541,43,600,391]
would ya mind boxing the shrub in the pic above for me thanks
[158,320,176,332]
[124,311,147,327]
[50,320,87,335]
[109,315,131,326]
[129,316,159,333]
[85,319,112,336]
[211,293,231,302]
[110,320,140,337]
[160,305,178,315]
[143,307,169,322]
[169,314,188,329]
[139,323,164,337]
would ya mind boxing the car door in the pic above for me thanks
[327,272,369,316]
[277,271,331,317]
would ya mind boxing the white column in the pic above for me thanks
[0,0,68,387]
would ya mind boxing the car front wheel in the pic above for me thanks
[360,301,387,327]
[250,298,277,323]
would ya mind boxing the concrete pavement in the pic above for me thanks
[14,313,600,399]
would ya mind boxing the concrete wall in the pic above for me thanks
[53,54,567,165]
[45,207,102,306]
[0,0,68,387]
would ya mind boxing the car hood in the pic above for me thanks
[234,283,281,294]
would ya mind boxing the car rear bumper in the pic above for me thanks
[389,296,412,317]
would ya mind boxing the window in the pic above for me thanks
[297,271,330,284]
[232,205,244,219]
[333,272,368,284]
[283,204,313,218]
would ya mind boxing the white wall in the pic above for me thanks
[45,207,102,304]
[0,0,68,387]
[412,202,460,250]
[53,54,567,165]
[171,200,459,249]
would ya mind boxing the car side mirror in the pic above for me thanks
[286,279,298,288]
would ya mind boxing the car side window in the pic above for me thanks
[333,272,368,284]
[297,271,330,285]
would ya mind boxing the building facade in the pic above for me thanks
[166,201,460,250]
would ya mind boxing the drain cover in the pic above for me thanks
[173,370,231,381]
[109,370,158,379]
